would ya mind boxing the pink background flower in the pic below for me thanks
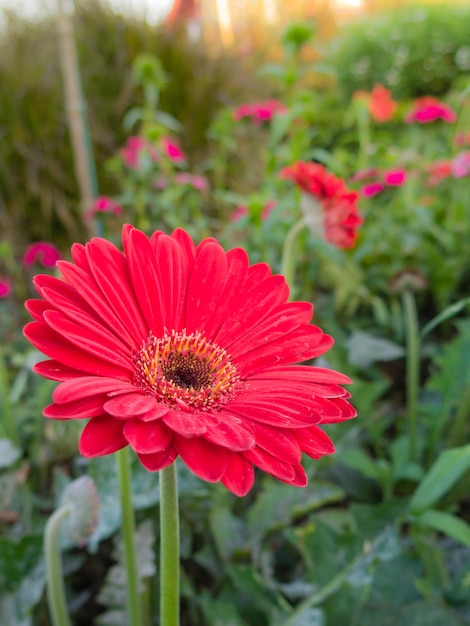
[0,279,11,298]
[405,96,457,124]
[23,242,61,268]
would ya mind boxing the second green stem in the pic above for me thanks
[160,462,180,626]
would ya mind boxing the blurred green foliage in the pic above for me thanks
[330,3,470,98]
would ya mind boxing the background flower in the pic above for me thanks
[24,226,355,497]
[405,96,457,124]
[233,99,287,123]
[23,242,62,268]
[0,278,11,297]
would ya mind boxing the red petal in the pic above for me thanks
[78,416,127,456]
[43,310,131,370]
[243,446,295,482]
[103,393,158,418]
[296,425,335,457]
[234,325,330,375]
[228,301,313,360]
[250,365,353,385]
[56,260,136,346]
[227,401,321,428]
[215,275,289,348]
[202,413,255,451]
[33,360,85,381]
[250,422,301,464]
[320,398,357,423]
[200,248,249,338]
[24,322,131,379]
[175,435,227,482]
[25,299,50,322]
[124,228,165,335]
[139,403,171,421]
[281,464,308,487]
[123,419,172,453]
[185,242,228,334]
[221,452,255,496]
[162,409,207,436]
[154,234,189,332]
[53,377,136,403]
[44,396,107,419]
[168,228,196,267]
[137,444,178,471]
[85,239,148,346]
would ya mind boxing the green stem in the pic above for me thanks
[402,289,420,462]
[160,462,180,626]
[117,447,143,626]
[281,216,308,294]
[0,345,16,444]
[44,504,73,626]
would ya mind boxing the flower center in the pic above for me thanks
[133,330,240,411]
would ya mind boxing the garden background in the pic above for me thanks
[1,0,470,624]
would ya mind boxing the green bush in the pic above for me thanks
[329,3,470,98]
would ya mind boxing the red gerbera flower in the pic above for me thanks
[23,226,355,496]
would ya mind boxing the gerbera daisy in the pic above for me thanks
[24,226,355,496]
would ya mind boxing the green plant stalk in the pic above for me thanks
[281,216,308,295]
[160,462,180,626]
[117,447,143,626]
[402,289,420,462]
[450,383,470,447]
[44,503,73,626]
[356,105,371,170]
[0,345,16,443]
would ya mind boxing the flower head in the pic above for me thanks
[282,162,363,249]
[24,227,355,496]
[405,96,457,124]
[383,169,407,186]
[174,173,209,191]
[353,85,397,123]
[280,161,347,199]
[425,160,452,187]
[121,136,159,169]
[360,182,386,198]
[0,278,11,298]
[23,242,61,268]
[369,85,398,122]
[161,136,186,163]
[451,151,470,178]
[85,196,122,219]
[233,99,288,124]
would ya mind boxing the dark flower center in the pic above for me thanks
[133,330,240,411]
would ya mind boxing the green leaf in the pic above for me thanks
[0,438,20,468]
[346,331,405,368]
[246,479,344,539]
[209,507,247,561]
[409,445,470,513]
[226,563,290,624]
[421,297,470,338]
[288,607,325,626]
[340,448,383,482]
[0,535,43,592]
[418,509,470,548]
